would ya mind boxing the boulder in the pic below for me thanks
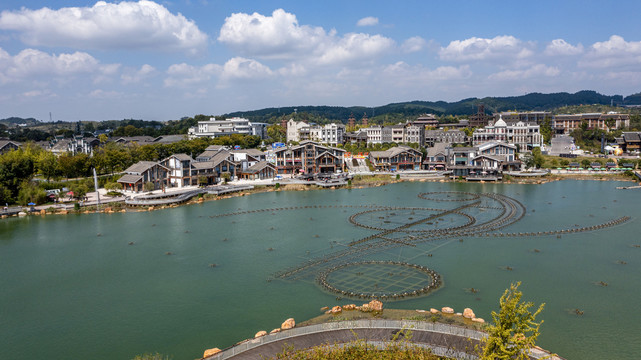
[416,309,426,313]
[331,306,342,314]
[40,209,46,215]
[463,308,475,319]
[203,348,221,357]
[342,304,356,310]
[280,318,295,330]
[441,307,454,314]
[320,306,329,312]
[430,308,439,314]
[59,210,68,215]
[254,330,267,338]
[270,328,281,334]
[472,317,485,323]
[368,299,383,311]
[148,206,154,211]
[18,211,26,217]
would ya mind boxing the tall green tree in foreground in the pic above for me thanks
[481,282,545,360]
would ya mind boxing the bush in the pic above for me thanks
[274,183,280,189]
[104,182,121,191]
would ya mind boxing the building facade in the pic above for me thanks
[472,116,542,151]
[273,141,346,174]
[553,113,630,134]
[189,117,266,139]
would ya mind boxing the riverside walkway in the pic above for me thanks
[202,319,562,360]
[124,185,254,206]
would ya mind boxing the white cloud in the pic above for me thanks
[0,47,118,85]
[89,89,122,99]
[383,61,472,81]
[356,16,378,27]
[218,9,394,64]
[401,36,427,53]
[579,35,641,68]
[544,39,583,56]
[488,64,560,81]
[164,62,221,87]
[315,33,394,65]
[221,57,273,80]
[0,1,207,55]
[121,64,156,84]
[439,35,533,62]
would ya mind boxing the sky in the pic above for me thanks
[1,0,641,121]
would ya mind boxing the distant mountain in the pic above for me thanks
[0,117,41,126]
[224,90,630,124]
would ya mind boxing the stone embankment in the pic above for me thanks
[199,302,562,360]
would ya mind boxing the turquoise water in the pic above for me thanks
[1,180,640,359]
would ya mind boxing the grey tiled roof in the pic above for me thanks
[124,161,160,174]
[243,161,275,173]
[117,174,143,183]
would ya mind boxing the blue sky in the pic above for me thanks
[1,0,640,121]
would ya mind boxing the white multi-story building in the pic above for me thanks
[287,119,344,145]
[364,126,383,144]
[310,123,345,146]
[286,118,310,143]
[472,116,542,151]
[189,117,266,139]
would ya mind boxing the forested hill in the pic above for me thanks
[224,90,641,124]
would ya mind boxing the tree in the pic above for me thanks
[581,159,591,169]
[481,282,545,360]
[144,181,155,192]
[17,181,47,205]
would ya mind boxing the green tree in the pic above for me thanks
[144,181,155,192]
[17,181,47,205]
[36,150,60,181]
[581,159,591,168]
[266,124,286,143]
[481,282,545,360]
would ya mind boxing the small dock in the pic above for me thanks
[206,185,254,195]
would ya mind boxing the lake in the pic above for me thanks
[1,179,640,359]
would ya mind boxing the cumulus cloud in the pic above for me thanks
[383,61,472,81]
[0,1,207,55]
[488,64,560,81]
[544,39,583,56]
[221,57,273,80]
[164,62,221,87]
[0,47,118,85]
[121,64,156,84]
[439,35,533,62]
[356,16,378,27]
[218,9,394,64]
[401,36,427,53]
[579,35,641,68]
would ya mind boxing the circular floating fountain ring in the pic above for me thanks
[418,191,481,202]
[317,261,442,300]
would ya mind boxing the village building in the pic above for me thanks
[472,116,542,151]
[239,161,277,180]
[286,119,345,145]
[493,111,551,125]
[343,130,368,146]
[273,141,346,174]
[615,132,641,153]
[425,129,467,147]
[188,117,266,139]
[369,146,423,171]
[446,142,519,178]
[0,139,21,154]
[117,161,169,192]
[553,113,630,134]
[423,143,448,170]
